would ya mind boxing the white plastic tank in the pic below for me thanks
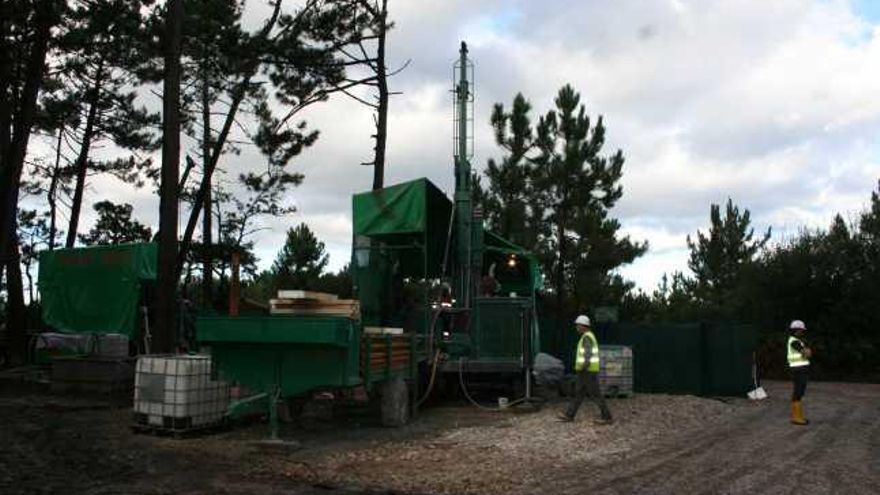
[133,355,230,431]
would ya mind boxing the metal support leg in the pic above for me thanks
[269,386,280,441]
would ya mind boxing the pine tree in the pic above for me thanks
[479,85,645,314]
[860,180,880,243]
[335,0,407,190]
[28,88,81,250]
[570,205,647,308]
[481,93,543,249]
[57,0,159,248]
[531,84,645,312]
[686,198,770,314]
[176,0,250,307]
[0,0,65,361]
[155,0,184,353]
[78,201,152,246]
[272,223,329,291]
[16,209,50,303]
[174,0,370,273]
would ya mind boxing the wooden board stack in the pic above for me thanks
[269,290,360,319]
[362,334,411,374]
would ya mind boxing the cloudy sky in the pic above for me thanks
[65,0,880,291]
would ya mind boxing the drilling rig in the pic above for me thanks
[352,41,542,405]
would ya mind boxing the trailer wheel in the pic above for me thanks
[380,376,410,427]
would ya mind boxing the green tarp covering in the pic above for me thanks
[39,243,157,337]
[353,178,452,278]
[353,178,451,237]
[353,179,452,326]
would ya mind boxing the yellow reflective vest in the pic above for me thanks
[787,336,810,368]
[575,331,600,373]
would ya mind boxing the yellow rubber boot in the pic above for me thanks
[798,401,809,425]
[791,401,808,426]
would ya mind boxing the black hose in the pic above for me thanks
[457,357,528,412]
[416,350,442,407]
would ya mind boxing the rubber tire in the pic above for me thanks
[380,376,410,427]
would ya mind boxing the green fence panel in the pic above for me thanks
[703,323,757,396]
[541,318,758,397]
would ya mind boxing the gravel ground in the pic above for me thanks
[0,379,877,494]
[268,393,740,495]
[551,380,880,495]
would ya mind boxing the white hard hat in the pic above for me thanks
[789,320,806,330]
[574,315,591,327]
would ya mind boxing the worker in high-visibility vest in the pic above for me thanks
[558,315,613,424]
[787,319,813,426]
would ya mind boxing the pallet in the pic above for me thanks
[131,412,227,438]
[51,356,134,398]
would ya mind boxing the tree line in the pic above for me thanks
[475,85,879,380]
[3,2,876,379]
[620,189,880,380]
[1,0,400,361]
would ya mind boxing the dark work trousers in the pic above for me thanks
[791,366,809,401]
[565,370,612,420]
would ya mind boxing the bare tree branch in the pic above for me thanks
[388,58,411,77]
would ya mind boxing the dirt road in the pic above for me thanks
[0,380,877,494]
[554,380,880,495]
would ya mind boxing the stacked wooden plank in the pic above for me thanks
[363,326,404,335]
[361,334,411,375]
[269,290,360,319]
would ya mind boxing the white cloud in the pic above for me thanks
[24,0,880,291]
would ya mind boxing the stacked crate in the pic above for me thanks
[133,355,230,433]
[599,345,634,398]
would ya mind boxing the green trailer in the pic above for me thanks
[196,314,419,439]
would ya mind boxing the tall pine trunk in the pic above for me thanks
[0,6,11,170]
[6,236,26,342]
[65,62,104,248]
[155,0,183,353]
[201,77,213,308]
[556,217,567,313]
[371,0,388,190]
[0,0,59,362]
[47,126,63,250]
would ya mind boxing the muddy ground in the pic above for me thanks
[0,380,877,494]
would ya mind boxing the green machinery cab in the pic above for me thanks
[352,177,542,379]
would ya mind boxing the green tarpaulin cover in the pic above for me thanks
[352,178,542,288]
[353,178,451,237]
[38,243,157,337]
[353,178,453,278]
